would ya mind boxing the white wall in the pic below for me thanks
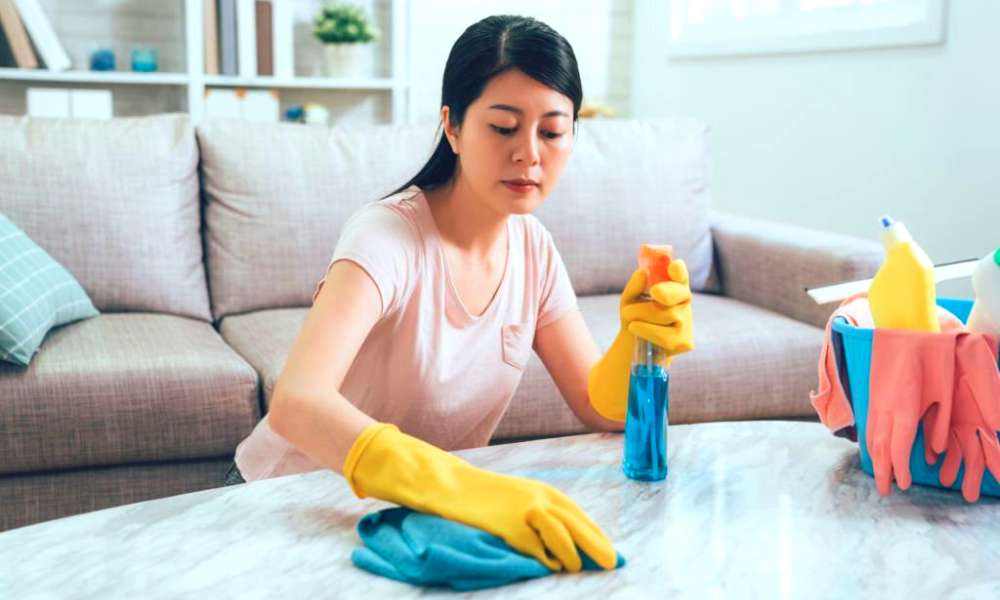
[407,0,634,125]
[632,0,999,297]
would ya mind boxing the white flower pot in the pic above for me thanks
[323,43,364,78]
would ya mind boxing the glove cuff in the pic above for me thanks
[589,382,626,422]
[342,422,400,498]
[587,330,634,423]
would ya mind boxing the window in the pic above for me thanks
[667,0,946,58]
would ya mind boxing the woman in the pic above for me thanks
[227,14,693,573]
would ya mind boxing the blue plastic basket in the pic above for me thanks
[831,297,1000,498]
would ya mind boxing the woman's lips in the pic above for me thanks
[503,181,537,193]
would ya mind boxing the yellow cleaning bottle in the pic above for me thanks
[868,215,940,332]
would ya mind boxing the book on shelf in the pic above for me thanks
[236,0,256,77]
[255,0,272,76]
[219,0,238,76]
[271,0,293,78]
[12,0,69,71]
[0,0,37,68]
[204,0,220,75]
[212,0,293,80]
[0,26,12,66]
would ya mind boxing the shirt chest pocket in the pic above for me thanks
[501,322,535,371]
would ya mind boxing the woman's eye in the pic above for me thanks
[491,125,564,140]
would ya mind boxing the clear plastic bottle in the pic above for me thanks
[623,295,671,482]
[968,248,1000,336]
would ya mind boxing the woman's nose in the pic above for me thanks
[512,131,540,165]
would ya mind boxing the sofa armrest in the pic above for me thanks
[710,210,884,329]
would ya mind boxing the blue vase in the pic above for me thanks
[90,48,115,71]
[131,48,158,72]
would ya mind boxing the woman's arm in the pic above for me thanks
[268,260,619,572]
[533,309,626,432]
[266,259,382,474]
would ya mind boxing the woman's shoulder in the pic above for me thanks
[344,185,425,240]
[376,183,423,208]
[516,212,557,248]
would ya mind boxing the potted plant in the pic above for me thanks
[313,3,381,78]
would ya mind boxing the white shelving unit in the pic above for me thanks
[0,0,412,125]
[0,70,189,86]
[202,75,398,89]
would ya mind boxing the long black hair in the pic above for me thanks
[386,15,583,198]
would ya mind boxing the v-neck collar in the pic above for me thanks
[415,187,512,326]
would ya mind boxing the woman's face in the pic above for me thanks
[443,68,575,216]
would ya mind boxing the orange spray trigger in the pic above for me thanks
[638,244,674,292]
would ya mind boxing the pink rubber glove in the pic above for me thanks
[867,329,958,496]
[939,333,1000,502]
[810,293,873,438]
[809,295,959,442]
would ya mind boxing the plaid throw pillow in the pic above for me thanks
[0,213,99,366]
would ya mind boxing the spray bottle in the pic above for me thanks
[968,248,1000,336]
[868,216,940,332]
[623,244,673,481]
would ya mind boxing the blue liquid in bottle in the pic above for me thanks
[623,338,670,481]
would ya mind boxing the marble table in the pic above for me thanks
[2,421,999,599]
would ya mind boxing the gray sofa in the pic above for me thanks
[0,114,883,532]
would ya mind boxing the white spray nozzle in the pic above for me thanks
[878,215,911,247]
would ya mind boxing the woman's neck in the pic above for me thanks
[425,178,508,260]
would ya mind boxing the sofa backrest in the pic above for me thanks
[197,118,433,321]
[197,116,714,321]
[0,114,211,321]
[535,116,714,295]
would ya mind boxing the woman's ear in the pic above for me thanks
[441,106,459,155]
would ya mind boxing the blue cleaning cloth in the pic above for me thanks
[350,507,626,591]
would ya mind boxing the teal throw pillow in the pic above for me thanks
[0,213,99,366]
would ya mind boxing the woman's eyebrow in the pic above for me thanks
[488,104,569,118]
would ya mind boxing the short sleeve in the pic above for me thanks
[535,223,579,329]
[312,204,415,318]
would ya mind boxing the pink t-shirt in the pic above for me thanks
[233,184,579,480]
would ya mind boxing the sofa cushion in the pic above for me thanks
[0,214,99,366]
[0,114,211,321]
[0,314,260,476]
[219,307,304,407]
[495,293,824,440]
[220,292,822,444]
[198,119,433,320]
[534,117,714,295]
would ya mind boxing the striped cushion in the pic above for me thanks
[0,213,98,366]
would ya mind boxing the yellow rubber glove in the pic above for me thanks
[343,422,619,573]
[587,259,695,422]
